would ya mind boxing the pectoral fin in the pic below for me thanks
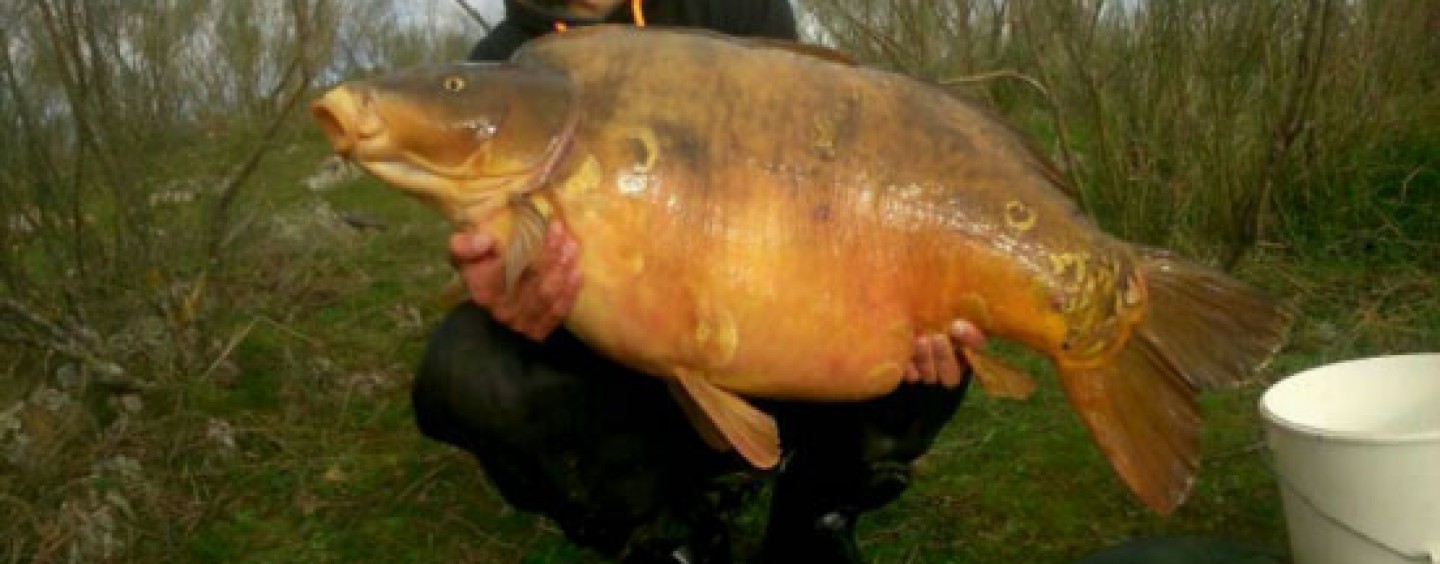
[673,370,779,469]
[502,195,549,294]
[963,348,1037,400]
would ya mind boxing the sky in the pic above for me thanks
[410,0,503,27]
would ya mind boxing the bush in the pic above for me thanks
[0,1,479,559]
[800,0,1440,266]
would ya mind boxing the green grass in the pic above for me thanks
[5,6,1438,551]
[5,130,1434,564]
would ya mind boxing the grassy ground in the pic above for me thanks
[4,2,1435,562]
[5,131,1434,564]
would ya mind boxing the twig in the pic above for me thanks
[827,1,913,71]
[0,493,39,529]
[1205,440,1267,464]
[451,0,493,34]
[205,0,320,264]
[199,318,257,381]
[391,455,458,504]
[1228,0,1336,270]
[0,297,67,341]
[253,315,321,348]
[0,298,141,391]
[204,54,307,263]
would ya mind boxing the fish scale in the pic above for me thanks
[311,25,1292,515]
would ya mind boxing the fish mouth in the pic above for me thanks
[312,85,496,185]
[311,86,381,157]
[364,159,454,188]
[313,86,530,225]
[310,83,581,225]
[311,86,495,214]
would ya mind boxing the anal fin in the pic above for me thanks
[673,370,779,469]
[963,348,1037,400]
[667,382,729,451]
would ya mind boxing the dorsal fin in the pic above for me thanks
[539,24,859,66]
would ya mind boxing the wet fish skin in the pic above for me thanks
[311,26,1292,515]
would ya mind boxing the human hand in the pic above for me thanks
[902,320,987,388]
[447,220,582,341]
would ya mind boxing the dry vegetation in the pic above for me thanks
[804,0,1439,264]
[2,0,1437,562]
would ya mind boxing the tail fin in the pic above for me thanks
[1136,248,1293,390]
[1060,249,1293,514]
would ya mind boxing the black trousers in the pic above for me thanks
[412,303,968,560]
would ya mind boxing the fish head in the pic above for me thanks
[311,63,577,225]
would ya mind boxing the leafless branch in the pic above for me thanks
[452,0,493,34]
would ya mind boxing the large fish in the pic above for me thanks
[311,26,1291,514]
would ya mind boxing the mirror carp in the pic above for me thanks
[312,26,1292,514]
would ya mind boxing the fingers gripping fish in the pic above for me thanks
[311,26,1292,514]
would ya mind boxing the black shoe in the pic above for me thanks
[855,461,909,512]
[759,509,864,564]
[621,542,721,564]
[618,504,733,564]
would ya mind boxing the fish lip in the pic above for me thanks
[355,155,470,195]
[358,157,510,220]
[314,86,582,227]
[362,159,433,182]
[312,86,386,157]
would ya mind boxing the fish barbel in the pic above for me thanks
[311,26,1292,514]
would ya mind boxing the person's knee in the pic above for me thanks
[411,302,548,448]
[861,372,972,462]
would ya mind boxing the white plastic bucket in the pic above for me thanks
[1259,353,1440,564]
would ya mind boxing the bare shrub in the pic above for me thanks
[800,0,1439,266]
[0,1,481,559]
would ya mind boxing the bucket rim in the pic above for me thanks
[1259,353,1440,445]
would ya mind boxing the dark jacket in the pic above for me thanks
[469,0,798,61]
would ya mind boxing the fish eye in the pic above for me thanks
[443,76,466,92]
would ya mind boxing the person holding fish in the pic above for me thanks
[415,1,984,562]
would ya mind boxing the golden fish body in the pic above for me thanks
[312,26,1291,514]
[538,38,1109,399]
